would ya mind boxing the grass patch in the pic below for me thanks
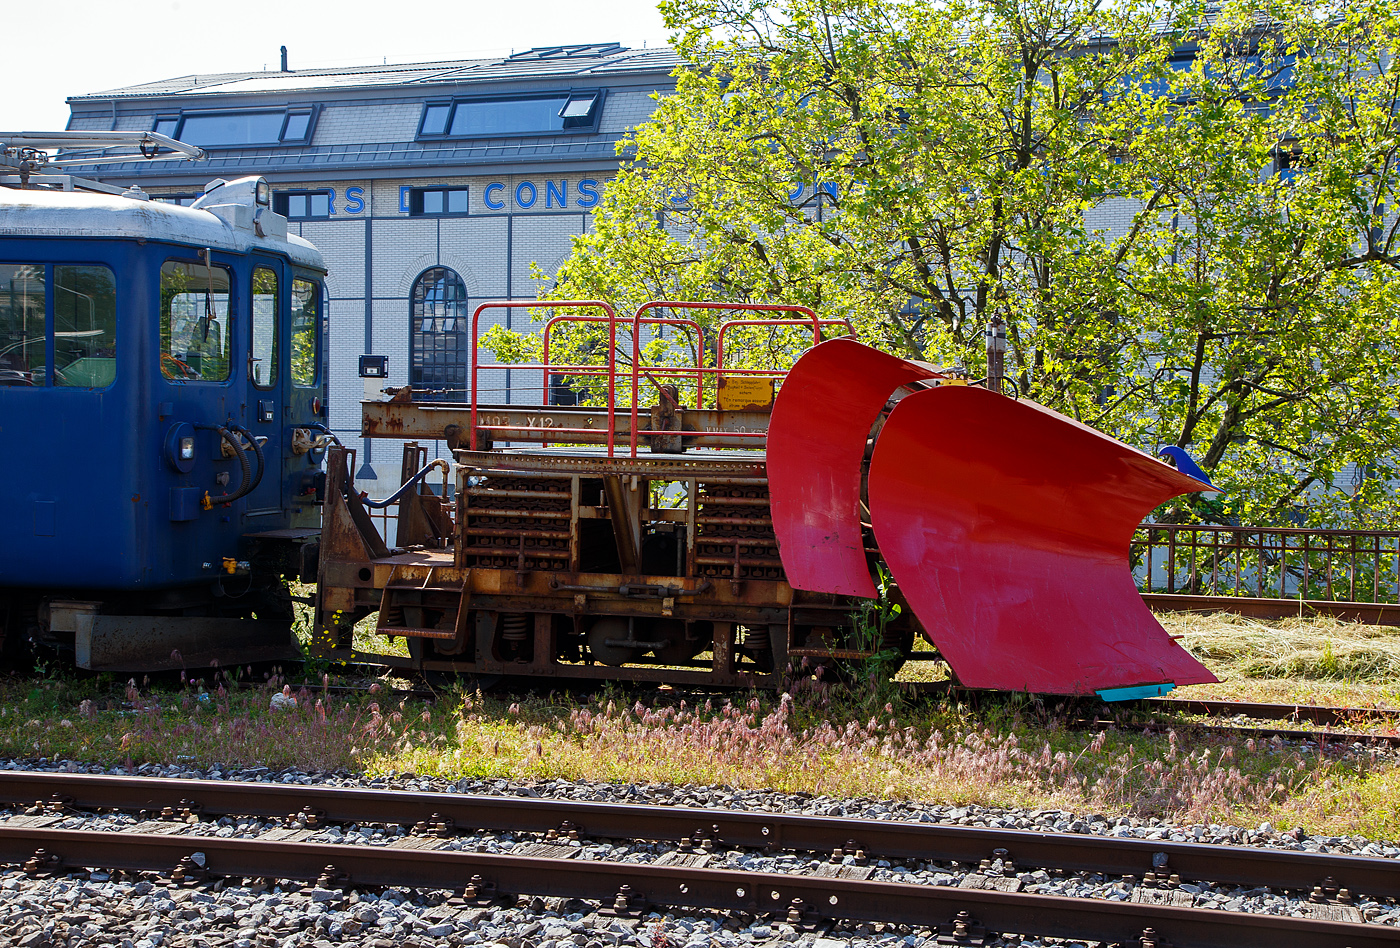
[4,613,1400,842]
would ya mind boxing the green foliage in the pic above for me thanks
[531,0,1400,527]
[845,568,909,713]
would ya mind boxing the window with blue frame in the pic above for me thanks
[409,187,469,216]
[417,92,602,139]
[152,108,315,148]
[274,191,332,219]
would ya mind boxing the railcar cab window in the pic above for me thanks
[160,260,232,382]
[251,268,278,389]
[290,278,320,387]
[0,264,117,388]
[274,191,332,220]
[417,92,602,139]
[152,108,315,148]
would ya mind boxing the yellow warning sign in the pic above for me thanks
[717,376,775,411]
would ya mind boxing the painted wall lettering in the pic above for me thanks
[576,179,599,209]
[398,179,606,213]
[545,180,567,209]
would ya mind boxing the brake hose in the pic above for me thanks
[358,459,451,508]
[228,422,266,493]
[305,422,342,447]
[197,424,250,509]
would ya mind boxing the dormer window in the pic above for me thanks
[151,108,317,148]
[417,92,603,139]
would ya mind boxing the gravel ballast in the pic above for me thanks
[0,757,1395,948]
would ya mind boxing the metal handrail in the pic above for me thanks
[1132,522,1400,604]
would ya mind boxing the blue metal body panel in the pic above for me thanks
[0,232,324,592]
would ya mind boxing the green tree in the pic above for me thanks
[517,0,1400,526]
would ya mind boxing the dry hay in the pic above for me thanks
[1159,611,1400,681]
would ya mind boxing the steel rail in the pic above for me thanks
[0,772,1395,902]
[0,827,1386,948]
[903,683,1400,729]
[1149,698,1400,726]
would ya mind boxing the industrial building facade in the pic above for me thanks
[63,44,679,481]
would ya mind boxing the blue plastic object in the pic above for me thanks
[1096,682,1177,702]
[1157,446,1215,489]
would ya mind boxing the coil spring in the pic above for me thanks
[501,613,529,643]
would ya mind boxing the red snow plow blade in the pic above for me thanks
[768,339,1218,697]
[767,339,942,598]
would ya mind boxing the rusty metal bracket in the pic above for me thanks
[412,813,455,838]
[935,910,986,947]
[462,873,498,904]
[549,580,712,599]
[316,864,349,889]
[22,847,60,876]
[38,793,72,814]
[171,853,208,885]
[545,820,581,842]
[288,805,324,829]
[599,883,647,918]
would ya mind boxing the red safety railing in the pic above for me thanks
[541,313,707,410]
[470,299,848,458]
[470,300,621,456]
[715,317,854,371]
[628,302,824,456]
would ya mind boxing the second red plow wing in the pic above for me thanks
[866,385,1216,694]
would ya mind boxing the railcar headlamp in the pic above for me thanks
[255,180,271,207]
[164,422,197,474]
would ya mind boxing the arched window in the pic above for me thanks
[410,266,469,400]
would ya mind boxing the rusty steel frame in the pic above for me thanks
[0,827,1387,947]
[314,440,835,684]
[362,400,778,452]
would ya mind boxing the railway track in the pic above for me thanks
[0,772,1392,947]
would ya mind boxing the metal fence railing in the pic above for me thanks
[1131,524,1400,619]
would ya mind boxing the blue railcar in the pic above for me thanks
[0,175,328,670]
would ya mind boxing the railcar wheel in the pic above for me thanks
[587,617,638,667]
[649,618,705,665]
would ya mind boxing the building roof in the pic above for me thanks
[62,44,678,184]
[69,45,680,102]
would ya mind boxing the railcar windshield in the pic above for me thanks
[290,277,319,387]
[161,260,231,382]
[251,267,278,389]
[0,263,117,387]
